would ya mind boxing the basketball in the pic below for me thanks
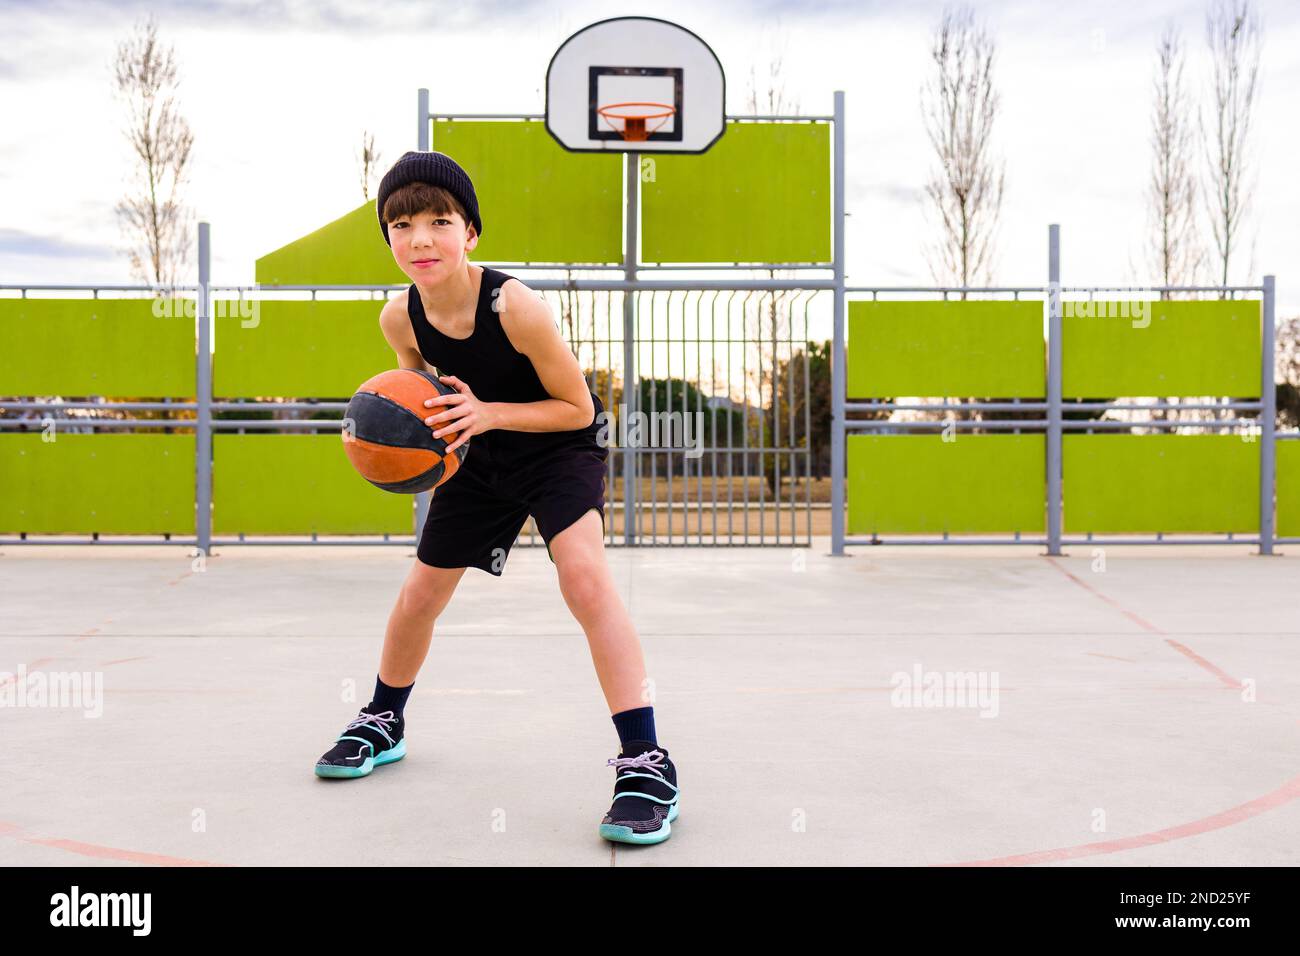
[341,368,469,494]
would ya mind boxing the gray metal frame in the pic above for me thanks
[828,223,1285,555]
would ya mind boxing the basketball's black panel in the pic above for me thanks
[346,391,441,452]
[373,460,448,494]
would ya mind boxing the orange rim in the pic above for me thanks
[596,102,676,141]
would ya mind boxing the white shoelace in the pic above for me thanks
[607,749,668,780]
[343,710,398,747]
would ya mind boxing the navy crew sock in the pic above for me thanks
[611,706,657,749]
[370,675,414,719]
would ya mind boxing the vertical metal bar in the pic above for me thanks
[741,291,753,545]
[803,295,813,545]
[684,292,692,545]
[417,89,430,150]
[726,292,735,544]
[196,222,212,556]
[1260,274,1276,556]
[830,90,847,556]
[711,292,722,545]
[696,292,705,545]
[414,491,429,543]
[666,292,676,545]
[623,152,639,545]
[1046,223,1063,556]
[773,291,783,544]
[650,291,658,544]
[606,291,615,545]
[757,290,766,545]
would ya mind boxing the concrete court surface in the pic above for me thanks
[0,538,1297,867]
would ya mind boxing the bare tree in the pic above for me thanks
[357,131,381,201]
[921,5,1005,293]
[113,14,194,289]
[1147,24,1203,291]
[1203,0,1262,291]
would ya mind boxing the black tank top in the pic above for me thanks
[406,265,605,461]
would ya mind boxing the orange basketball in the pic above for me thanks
[342,369,469,494]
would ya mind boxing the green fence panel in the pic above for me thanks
[641,122,831,264]
[847,301,1045,398]
[0,433,194,533]
[847,434,1045,534]
[432,120,623,264]
[213,434,411,534]
[1063,300,1260,397]
[0,298,195,396]
[214,300,396,398]
[1063,434,1258,533]
[1276,440,1300,538]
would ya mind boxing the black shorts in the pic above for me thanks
[416,434,610,576]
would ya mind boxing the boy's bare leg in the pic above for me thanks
[547,509,648,714]
[379,562,467,686]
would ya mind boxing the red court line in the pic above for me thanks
[0,657,59,689]
[72,626,100,644]
[0,820,226,867]
[942,771,1300,866]
[1043,557,1161,633]
[1043,557,1241,688]
[1163,639,1240,690]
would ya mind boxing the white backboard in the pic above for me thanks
[545,16,726,154]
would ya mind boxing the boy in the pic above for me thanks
[314,150,680,846]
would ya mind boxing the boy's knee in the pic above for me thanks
[556,562,605,611]
[400,570,459,619]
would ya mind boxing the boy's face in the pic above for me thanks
[388,208,479,282]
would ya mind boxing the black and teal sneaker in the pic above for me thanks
[314,705,407,779]
[598,741,680,845]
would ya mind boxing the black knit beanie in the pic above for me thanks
[375,150,482,246]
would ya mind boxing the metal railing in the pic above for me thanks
[829,224,1282,555]
[3,93,848,553]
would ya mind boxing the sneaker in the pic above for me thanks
[598,740,680,845]
[314,705,407,779]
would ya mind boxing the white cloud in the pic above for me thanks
[1,0,1297,316]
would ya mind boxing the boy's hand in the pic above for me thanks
[423,375,495,453]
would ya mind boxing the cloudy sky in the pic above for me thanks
[1,0,1297,316]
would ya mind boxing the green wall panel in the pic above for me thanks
[0,433,193,533]
[1274,440,1300,538]
[1063,300,1260,397]
[256,203,409,287]
[214,300,396,398]
[213,434,411,534]
[1063,434,1258,533]
[641,122,831,264]
[848,301,1045,398]
[0,298,195,396]
[432,120,622,264]
[847,434,1045,534]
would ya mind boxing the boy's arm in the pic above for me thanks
[490,282,594,433]
[379,297,435,373]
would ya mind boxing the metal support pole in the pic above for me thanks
[196,222,213,557]
[623,151,639,545]
[417,88,430,150]
[1259,274,1276,555]
[830,90,847,556]
[414,492,430,544]
[1046,224,1063,556]
[412,88,433,539]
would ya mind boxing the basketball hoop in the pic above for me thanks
[596,101,676,142]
